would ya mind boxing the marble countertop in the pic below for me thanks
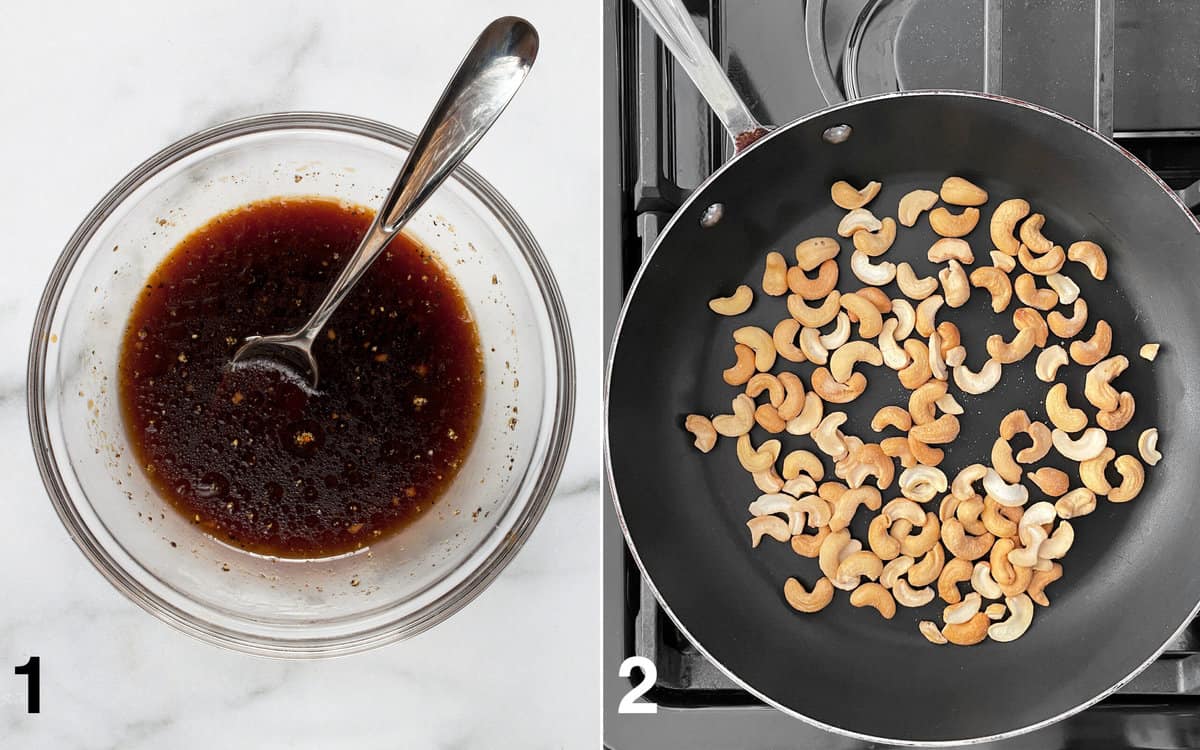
[0,1,600,747]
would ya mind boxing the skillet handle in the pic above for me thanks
[630,0,770,151]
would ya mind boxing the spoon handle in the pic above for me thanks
[297,16,538,342]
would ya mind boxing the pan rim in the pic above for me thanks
[604,88,1200,746]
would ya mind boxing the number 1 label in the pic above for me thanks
[14,657,40,714]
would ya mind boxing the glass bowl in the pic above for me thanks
[27,112,574,656]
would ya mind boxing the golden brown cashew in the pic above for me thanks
[785,392,824,436]
[929,206,980,237]
[709,284,753,315]
[1019,213,1054,253]
[896,262,939,300]
[989,538,1018,586]
[880,554,915,588]
[840,443,895,490]
[951,464,988,500]
[970,266,1013,313]
[898,513,941,558]
[840,293,884,337]
[1084,355,1128,411]
[986,328,1036,364]
[891,299,917,339]
[684,415,717,453]
[723,344,756,386]
[1046,272,1080,303]
[811,367,867,404]
[1046,382,1088,433]
[818,481,848,503]
[754,404,786,433]
[713,394,756,437]
[1096,391,1136,431]
[1138,428,1162,466]
[1014,273,1058,310]
[747,515,791,547]
[784,576,835,612]
[942,519,995,561]
[991,438,1021,483]
[773,319,805,363]
[1079,448,1116,495]
[928,237,975,264]
[908,380,948,425]
[954,358,1003,394]
[1016,422,1053,463]
[831,179,882,210]
[791,526,831,557]
[838,208,883,237]
[1000,409,1032,440]
[914,295,944,338]
[1048,298,1088,338]
[830,341,884,383]
[938,557,974,604]
[762,251,788,296]
[936,321,962,353]
[853,216,897,256]
[939,259,971,308]
[1013,307,1050,347]
[850,250,897,286]
[795,236,841,270]
[837,550,885,586]
[991,198,1030,255]
[941,176,988,206]
[1035,345,1068,383]
[746,373,785,406]
[1028,467,1070,497]
[910,414,961,445]
[881,436,917,468]
[1027,563,1063,606]
[1108,455,1145,502]
[869,515,902,561]
[788,292,842,328]
[1067,240,1108,280]
[1053,427,1108,462]
[733,326,777,372]
[908,435,945,467]
[943,612,990,645]
[1018,243,1065,275]
[955,496,987,536]
[1070,320,1112,365]
[1055,488,1097,519]
[982,497,1019,538]
[819,312,852,349]
[776,372,806,420]
[787,258,840,300]
[908,542,946,587]
[850,582,897,619]
[818,528,859,581]
[752,468,785,493]
[872,405,912,432]
[898,188,939,226]
[854,287,893,314]
[736,434,780,473]
[781,476,818,498]
[1140,343,1160,361]
[829,487,883,531]
[920,621,949,644]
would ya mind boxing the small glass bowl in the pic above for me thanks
[27,112,574,656]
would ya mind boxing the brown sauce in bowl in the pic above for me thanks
[118,197,484,558]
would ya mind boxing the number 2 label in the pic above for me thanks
[617,656,657,714]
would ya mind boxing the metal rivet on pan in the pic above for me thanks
[700,203,724,228]
[822,124,852,144]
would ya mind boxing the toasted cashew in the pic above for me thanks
[896,262,939,300]
[830,341,883,383]
[781,476,818,498]
[773,319,805,363]
[944,592,983,625]
[942,519,995,561]
[928,333,948,381]
[1009,525,1047,568]
[892,579,935,608]
[789,292,842,328]
[1027,563,1063,606]
[991,438,1021,483]
[940,176,988,206]
[871,405,912,433]
[709,284,753,315]
[1016,422,1052,464]
[991,250,1017,271]
[908,434,944,467]
[754,404,786,433]
[723,344,755,385]
[818,528,859,579]
[955,496,987,536]
[991,199,1030,255]
[854,286,892,314]
[943,612,990,645]
[908,542,945,587]
[1084,355,1127,411]
[838,208,883,237]
[1108,455,1145,502]
[788,259,840,300]
[898,513,941,557]
[878,319,911,370]
[1013,307,1049,347]
[1070,320,1112,366]
[736,434,780,473]
[784,576,835,613]
[909,414,960,446]
[920,620,949,644]
[746,373,784,406]
[840,293,884,338]
[891,299,916,339]
[1000,409,1031,440]
[936,321,961,354]
[1046,272,1079,304]
[988,594,1034,642]
[983,468,1028,507]
[938,557,974,604]
[1079,448,1116,495]
[1053,427,1107,462]
[881,436,917,468]
[1014,273,1058,310]
[986,328,1035,364]
[795,236,841,271]
[1038,520,1074,560]
[762,251,788,296]
[1018,243,1065,275]
[869,515,902,561]
[908,380,947,425]
[953,357,1002,395]
[839,443,895,490]
[747,515,790,547]
[982,498,1018,538]
[1067,240,1108,280]
[929,206,980,237]
[880,554,915,587]
[1035,345,1068,383]
[831,179,882,210]
[1027,467,1069,497]
[971,562,1003,600]
[898,188,939,227]
[1140,343,1160,362]
[1055,487,1097,519]
[811,367,867,404]
[849,582,896,619]
[837,550,885,586]
[936,392,964,416]
[1046,383,1087,433]
[782,449,824,482]
[928,237,975,264]
[899,466,948,503]
[1019,212,1052,252]
[684,415,717,453]
[897,341,932,391]
[950,464,986,500]
[733,326,776,372]
[915,295,943,338]
[829,487,883,531]
[853,216,897,256]
[799,327,828,365]
[712,394,755,437]
[1096,391,1135,432]
[786,392,824,436]
[791,526,831,557]
[938,259,971,308]
[970,266,1013,313]
[850,250,896,286]
[819,312,852,350]
[988,538,1018,586]
[812,411,849,460]
[1048,298,1088,338]
[1138,428,1161,466]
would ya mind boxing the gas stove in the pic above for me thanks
[603,1,1200,747]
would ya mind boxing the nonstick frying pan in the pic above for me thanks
[606,0,1200,744]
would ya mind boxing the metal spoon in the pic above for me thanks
[232,16,538,387]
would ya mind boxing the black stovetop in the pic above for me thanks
[604,1,1200,747]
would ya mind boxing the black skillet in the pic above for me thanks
[606,0,1200,744]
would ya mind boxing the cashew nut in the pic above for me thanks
[940,176,988,206]
[908,434,945,467]
[746,373,784,406]
[908,380,947,425]
[991,437,1021,483]
[837,549,885,586]
[991,249,1017,271]
[712,394,755,437]
[955,496,988,536]
[723,344,755,385]
[838,208,883,237]
[1000,409,1031,440]
[776,373,806,422]
[986,603,1008,620]
[953,357,1002,394]
[1038,520,1074,560]
[986,328,1035,364]
[928,332,948,381]
[799,326,828,365]
[878,319,911,370]
[786,392,824,436]
[781,476,817,498]
[1013,307,1049,347]
[920,620,949,644]
[1096,391,1135,432]
[951,464,987,500]
[1138,428,1161,466]
[788,259,840,300]
[893,579,935,607]
[936,392,964,416]
[983,467,1028,507]
[1018,243,1065,275]
[1028,467,1070,497]
[831,179,882,210]
[840,292,884,338]
[1052,427,1108,462]
[915,295,944,338]
[782,449,824,482]
[853,217,897,256]
[818,528,860,581]
[938,259,971,308]
[909,414,960,446]
[1046,272,1079,304]
[989,538,1018,585]
[942,519,995,560]
[1048,298,1088,338]
[1070,320,1112,365]
[1055,487,1097,519]
[1008,525,1046,568]
[898,513,941,557]
[1079,447,1116,495]
[938,557,974,604]
[928,237,975,264]
[1014,273,1058,310]
[789,294,841,330]
[988,594,1034,642]
[1018,502,1056,546]
[908,542,946,587]
[709,284,753,315]
[850,250,896,286]
[732,326,776,372]
[981,497,1019,538]
[869,515,902,561]
[1045,383,1087,433]
[812,411,849,460]
[880,554,915,588]
[839,442,895,490]
[1016,421,1052,464]
[1084,355,1127,411]
[784,576,835,613]
[1027,563,1063,606]
[899,465,948,503]
[871,405,912,433]
[1067,240,1108,280]
[1107,455,1145,502]
[791,526,831,557]
[772,319,805,363]
[762,251,788,296]
[737,434,780,473]
[755,404,786,433]
[1140,343,1160,362]
[795,236,841,271]
[929,206,980,238]
[881,436,917,468]
[970,266,1013,313]
[898,189,939,227]
[1035,345,1068,383]
[811,367,867,404]
[819,312,852,350]
[684,415,717,453]
[849,582,896,619]
[747,515,791,547]
[830,341,883,383]
[891,299,916,339]
[971,562,1003,600]
[896,262,939,300]
[990,198,1030,255]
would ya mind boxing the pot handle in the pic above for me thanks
[630,0,770,150]
[804,0,847,105]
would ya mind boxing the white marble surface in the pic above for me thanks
[0,1,600,747]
